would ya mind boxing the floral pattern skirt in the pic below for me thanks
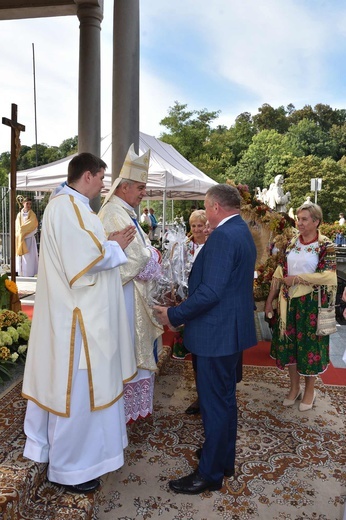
[270,292,330,376]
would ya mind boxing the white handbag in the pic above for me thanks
[316,288,337,336]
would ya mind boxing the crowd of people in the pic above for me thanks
[19,147,342,496]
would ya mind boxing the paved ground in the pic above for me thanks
[331,319,346,368]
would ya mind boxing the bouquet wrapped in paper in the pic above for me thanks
[149,224,190,307]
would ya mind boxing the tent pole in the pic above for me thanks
[162,190,167,242]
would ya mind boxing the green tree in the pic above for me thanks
[59,136,78,157]
[16,143,61,170]
[286,119,338,159]
[159,101,220,163]
[227,130,296,192]
[0,151,11,185]
[284,155,346,222]
[253,103,289,134]
[196,125,237,182]
[329,123,346,160]
[287,103,346,132]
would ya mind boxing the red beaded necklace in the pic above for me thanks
[299,234,318,245]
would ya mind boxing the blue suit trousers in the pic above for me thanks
[196,352,240,483]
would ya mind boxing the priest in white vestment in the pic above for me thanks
[99,144,163,423]
[15,197,39,277]
[22,153,137,493]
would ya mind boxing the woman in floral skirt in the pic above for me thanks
[265,203,337,411]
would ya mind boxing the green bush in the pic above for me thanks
[140,221,150,235]
[319,222,345,241]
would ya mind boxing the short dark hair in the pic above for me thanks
[67,153,107,184]
[206,184,241,210]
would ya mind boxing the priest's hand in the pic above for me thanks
[108,225,136,250]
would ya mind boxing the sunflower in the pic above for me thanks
[4,279,18,294]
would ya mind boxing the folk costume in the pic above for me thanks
[15,206,39,276]
[22,185,137,485]
[99,145,163,423]
[270,231,337,375]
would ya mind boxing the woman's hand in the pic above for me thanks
[283,275,297,287]
[108,225,136,250]
[342,287,346,303]
[264,301,274,318]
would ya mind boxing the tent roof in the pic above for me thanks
[16,132,217,200]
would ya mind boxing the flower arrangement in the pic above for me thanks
[0,309,30,383]
[253,254,281,301]
[0,274,31,383]
[226,180,297,302]
[0,273,17,310]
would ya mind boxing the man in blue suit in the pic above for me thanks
[154,184,257,494]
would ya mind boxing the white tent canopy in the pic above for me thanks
[16,132,217,200]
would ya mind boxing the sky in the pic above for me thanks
[1,0,346,153]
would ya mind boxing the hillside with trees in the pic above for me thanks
[1,102,345,222]
[159,102,346,221]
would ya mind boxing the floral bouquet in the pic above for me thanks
[0,273,31,383]
[0,309,31,383]
[0,273,16,310]
[149,224,190,307]
[253,255,279,301]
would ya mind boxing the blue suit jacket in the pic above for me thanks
[168,215,257,357]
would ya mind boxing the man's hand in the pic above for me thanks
[153,305,174,328]
[108,225,136,250]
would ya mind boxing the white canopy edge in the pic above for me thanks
[16,132,217,200]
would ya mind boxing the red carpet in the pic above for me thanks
[162,328,345,386]
[22,304,33,320]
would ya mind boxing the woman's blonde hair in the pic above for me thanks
[296,202,323,226]
[189,209,207,225]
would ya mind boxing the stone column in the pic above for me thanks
[112,0,140,181]
[77,2,103,209]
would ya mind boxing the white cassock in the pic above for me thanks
[99,195,163,423]
[22,185,137,485]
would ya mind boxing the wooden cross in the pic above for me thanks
[2,103,25,286]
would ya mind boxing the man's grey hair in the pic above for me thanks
[116,178,136,188]
[206,184,241,210]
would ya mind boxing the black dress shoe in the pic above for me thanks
[169,470,222,495]
[195,448,235,477]
[64,479,100,493]
[185,402,200,415]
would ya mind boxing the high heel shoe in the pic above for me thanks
[299,391,316,412]
[283,386,303,407]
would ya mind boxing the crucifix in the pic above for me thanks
[2,103,25,287]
